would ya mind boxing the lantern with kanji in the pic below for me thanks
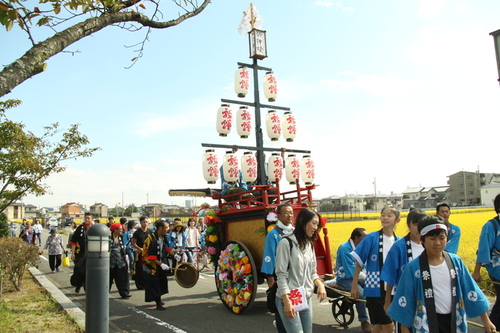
[300,155,315,185]
[234,66,250,98]
[236,106,252,139]
[241,152,257,184]
[263,71,278,102]
[282,111,296,142]
[216,104,232,137]
[266,110,281,141]
[285,154,300,185]
[202,150,219,184]
[267,153,283,183]
[222,151,239,184]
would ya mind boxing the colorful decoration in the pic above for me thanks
[265,110,281,141]
[300,155,315,185]
[216,104,232,137]
[216,242,255,314]
[285,154,300,185]
[234,66,250,97]
[222,151,239,184]
[202,150,219,184]
[236,106,252,139]
[282,111,296,142]
[263,71,278,102]
[240,152,257,184]
[267,153,283,183]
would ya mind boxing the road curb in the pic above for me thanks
[29,266,85,331]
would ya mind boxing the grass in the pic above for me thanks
[0,273,83,333]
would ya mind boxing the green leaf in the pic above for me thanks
[53,4,61,14]
[5,19,13,31]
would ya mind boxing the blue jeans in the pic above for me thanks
[126,248,135,271]
[276,296,312,333]
[336,278,369,322]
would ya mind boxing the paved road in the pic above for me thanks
[35,227,490,333]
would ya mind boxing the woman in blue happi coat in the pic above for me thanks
[388,215,495,333]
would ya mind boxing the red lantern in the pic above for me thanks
[216,104,232,137]
[236,106,252,139]
[282,111,296,142]
[267,153,283,183]
[266,110,281,141]
[222,151,239,184]
[202,150,219,184]
[285,154,300,185]
[241,152,257,184]
[300,155,315,185]
[234,66,250,98]
[263,71,278,102]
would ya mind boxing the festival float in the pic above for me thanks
[169,4,333,315]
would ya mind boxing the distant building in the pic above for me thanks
[61,202,84,219]
[318,194,402,212]
[89,203,108,217]
[480,183,500,207]
[3,202,25,220]
[447,171,500,206]
[142,203,189,219]
[24,204,38,217]
[401,186,450,209]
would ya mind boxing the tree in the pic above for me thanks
[124,203,138,216]
[0,0,211,97]
[0,99,100,213]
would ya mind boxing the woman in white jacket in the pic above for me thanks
[275,208,327,333]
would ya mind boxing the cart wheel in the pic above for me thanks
[331,298,355,327]
[215,241,257,314]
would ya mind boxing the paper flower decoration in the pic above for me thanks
[266,211,278,222]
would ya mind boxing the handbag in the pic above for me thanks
[62,252,70,267]
[266,282,278,313]
[289,285,309,312]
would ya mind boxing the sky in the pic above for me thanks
[1,0,500,210]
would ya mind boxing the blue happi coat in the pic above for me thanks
[381,235,423,289]
[350,230,398,297]
[476,216,500,279]
[445,223,461,254]
[388,253,490,333]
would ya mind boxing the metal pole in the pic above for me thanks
[251,57,267,186]
[85,224,110,333]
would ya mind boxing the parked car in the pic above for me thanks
[64,217,74,226]
[48,218,59,227]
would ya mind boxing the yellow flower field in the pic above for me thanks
[323,210,497,272]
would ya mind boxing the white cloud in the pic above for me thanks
[416,0,447,17]
[315,1,354,12]
[321,73,420,98]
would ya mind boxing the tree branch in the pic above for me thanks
[0,0,211,98]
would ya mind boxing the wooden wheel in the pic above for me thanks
[331,298,355,327]
[215,241,257,314]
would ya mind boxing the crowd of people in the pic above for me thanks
[10,192,500,333]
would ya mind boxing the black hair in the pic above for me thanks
[418,215,447,243]
[154,219,167,231]
[139,216,148,222]
[495,194,500,214]
[277,202,292,214]
[293,208,321,250]
[174,218,181,222]
[436,203,450,213]
[350,228,366,241]
[120,217,127,224]
[84,212,92,217]
[406,209,427,228]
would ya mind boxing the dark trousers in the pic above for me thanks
[133,254,146,290]
[48,254,61,271]
[110,264,130,297]
[490,275,500,329]
[144,268,168,304]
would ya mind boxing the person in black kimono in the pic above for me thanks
[131,216,152,289]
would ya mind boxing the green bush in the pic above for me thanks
[0,213,8,238]
[0,237,39,293]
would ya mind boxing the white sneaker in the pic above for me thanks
[273,320,277,328]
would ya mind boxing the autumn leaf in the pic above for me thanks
[139,4,145,9]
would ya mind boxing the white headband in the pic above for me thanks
[420,223,448,237]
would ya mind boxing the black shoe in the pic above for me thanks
[156,305,166,311]
[121,294,132,299]
[75,286,81,294]
[161,301,165,305]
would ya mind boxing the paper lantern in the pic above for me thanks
[266,110,281,141]
[263,71,278,102]
[285,154,300,185]
[267,153,283,183]
[234,66,250,98]
[216,104,232,137]
[202,150,219,184]
[300,155,315,185]
[236,106,252,139]
[282,111,296,142]
[222,151,239,184]
[241,152,257,184]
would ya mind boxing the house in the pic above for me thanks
[2,202,25,220]
[480,183,500,207]
[401,186,449,209]
[90,203,108,218]
[318,193,403,212]
[24,204,38,217]
[61,202,84,219]
[447,171,500,206]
